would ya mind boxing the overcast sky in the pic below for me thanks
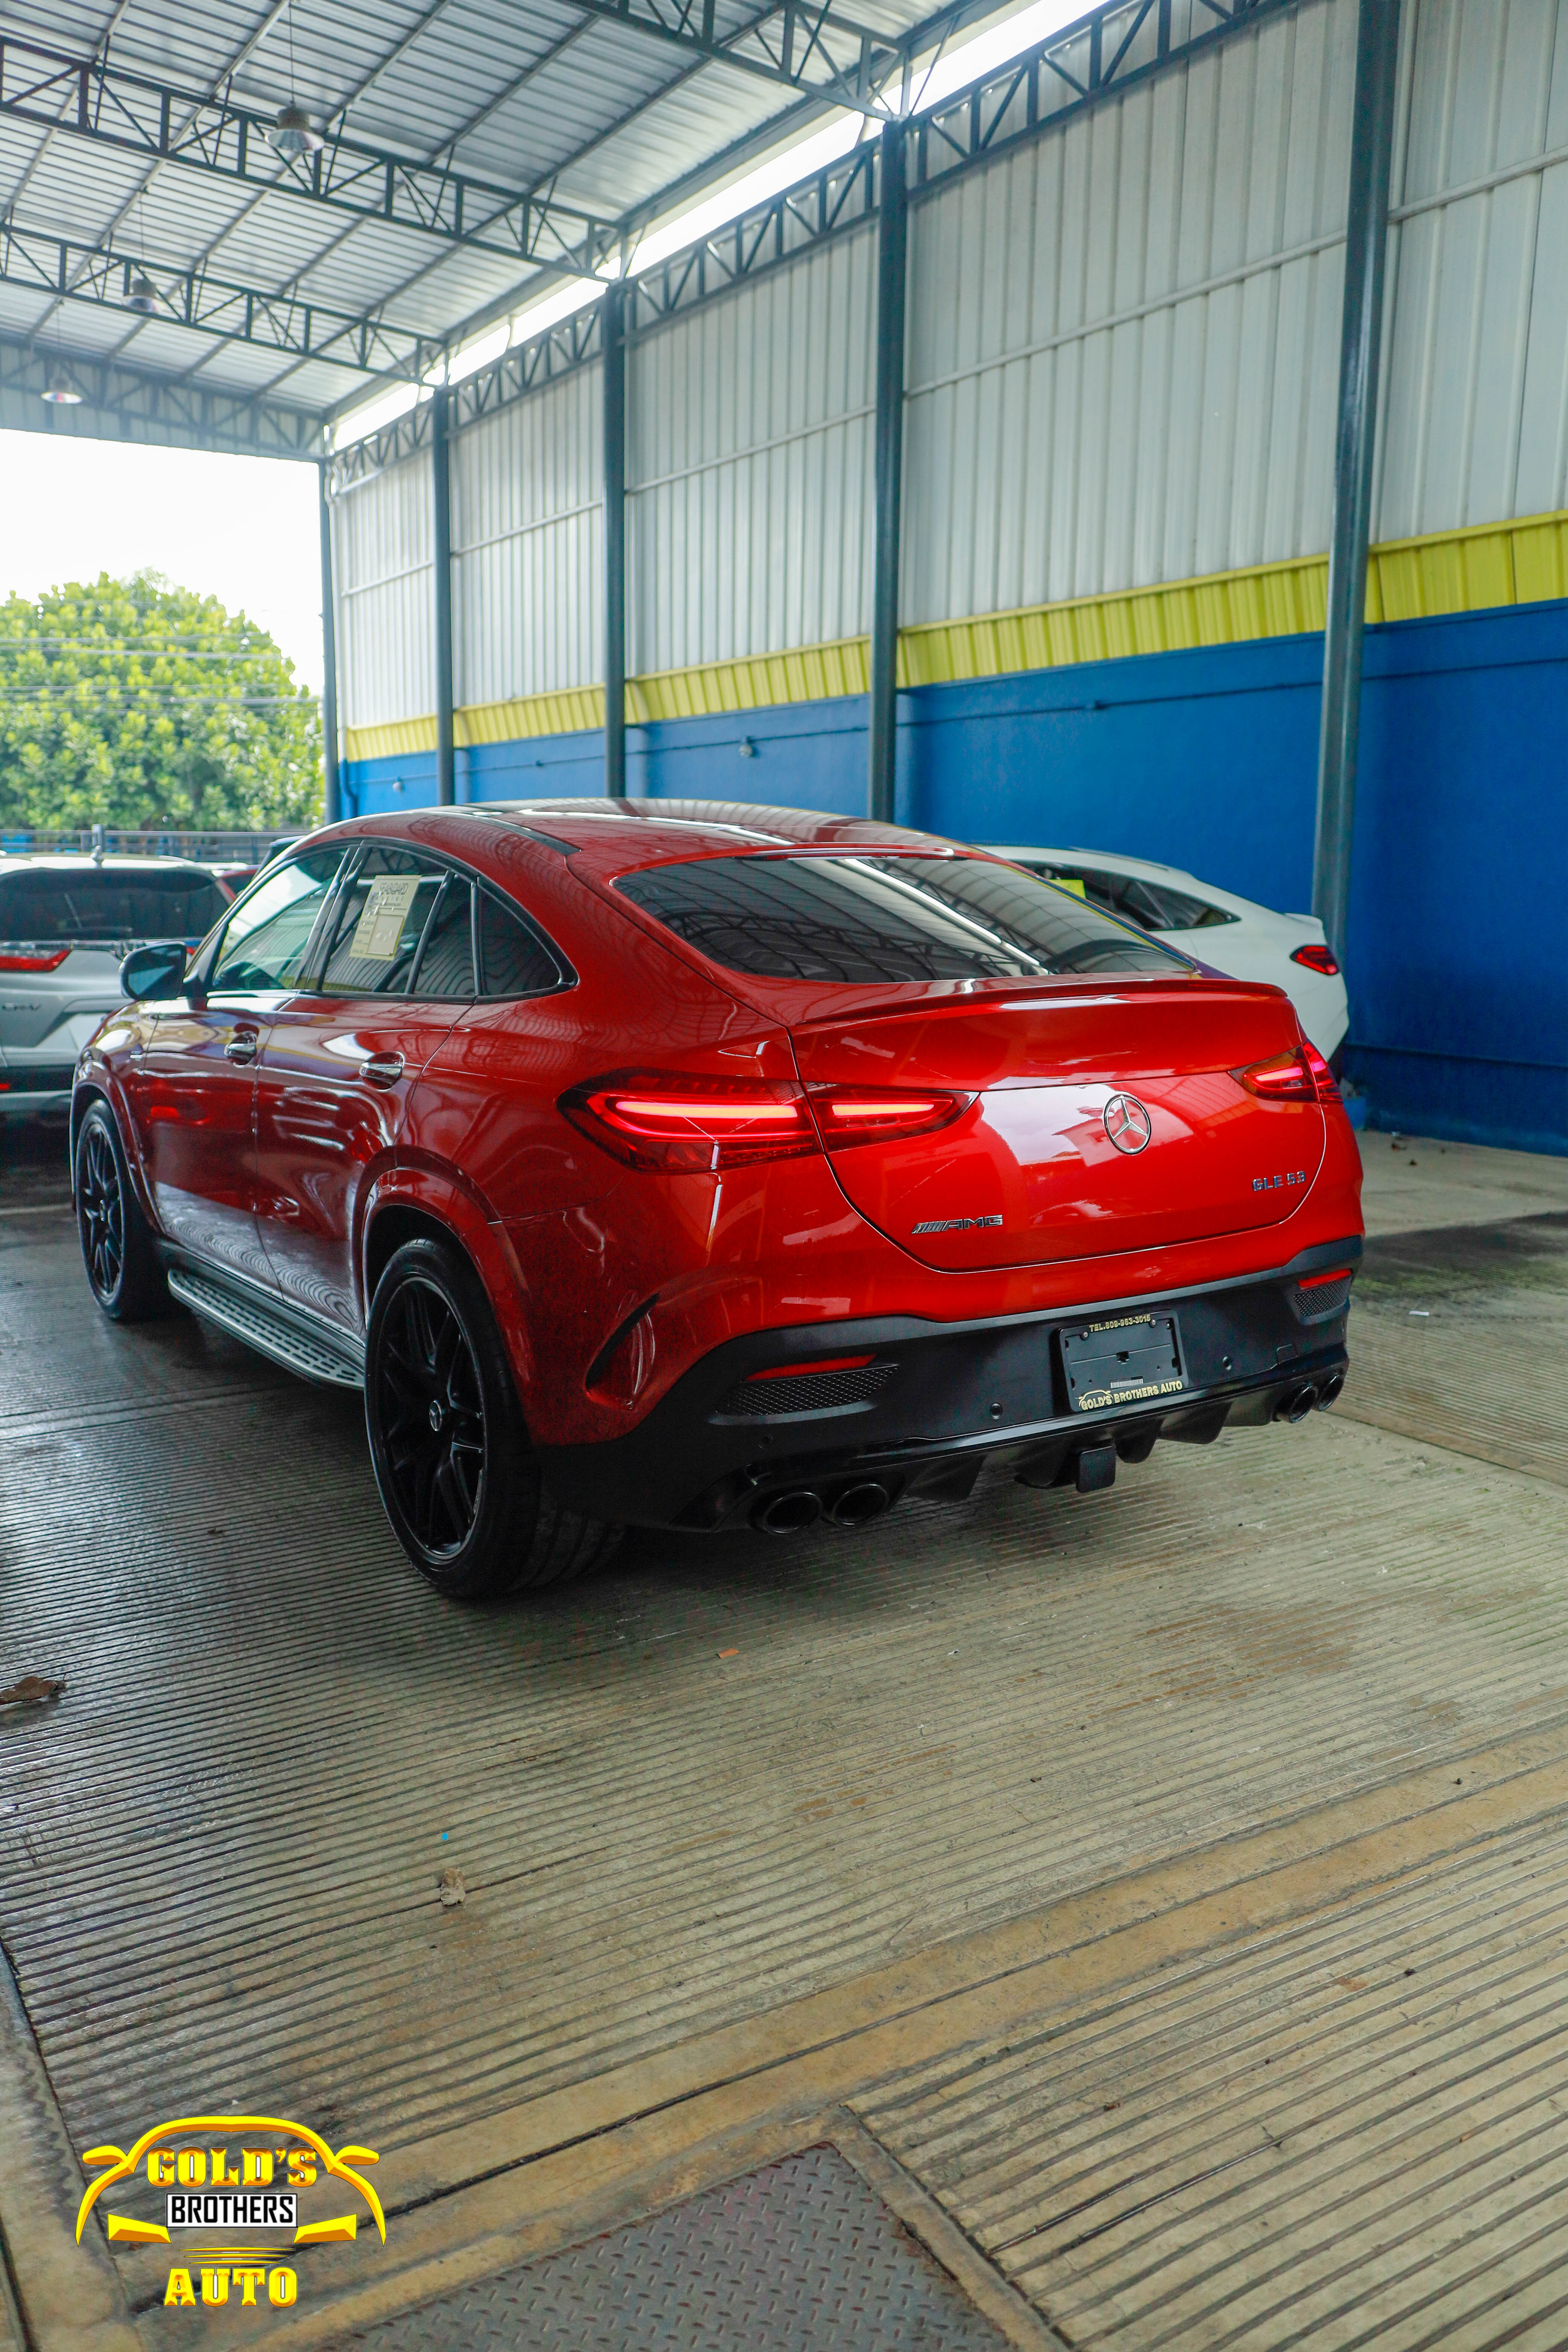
[0,430,325,693]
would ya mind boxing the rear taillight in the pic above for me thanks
[560,1072,818,1171]
[1234,1044,1340,1105]
[808,1086,971,1151]
[0,948,70,972]
[1301,1040,1341,1102]
[1290,943,1340,977]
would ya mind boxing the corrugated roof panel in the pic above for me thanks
[346,0,592,173]
[96,0,278,97]
[8,138,153,242]
[0,283,54,334]
[184,337,310,390]
[115,175,263,273]
[458,26,721,198]
[49,295,150,352]
[228,0,442,128]
[265,355,383,407]
[551,66,794,217]
[109,314,227,369]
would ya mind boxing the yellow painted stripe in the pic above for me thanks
[341,507,1568,763]
[343,714,436,761]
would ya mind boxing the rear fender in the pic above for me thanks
[361,1164,538,1400]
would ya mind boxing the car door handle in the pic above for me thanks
[360,1051,405,1087]
[224,1032,258,1065]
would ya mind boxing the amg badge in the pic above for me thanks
[911,1214,1004,1235]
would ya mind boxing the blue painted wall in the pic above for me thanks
[343,595,1568,1154]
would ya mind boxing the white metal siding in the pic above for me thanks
[1379,0,1568,537]
[626,228,876,672]
[901,0,1355,624]
[333,453,433,730]
[450,368,602,706]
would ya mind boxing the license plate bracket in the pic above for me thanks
[1059,1312,1187,1413]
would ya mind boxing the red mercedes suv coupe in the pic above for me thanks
[72,801,1361,1597]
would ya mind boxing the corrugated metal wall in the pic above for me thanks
[334,0,1568,730]
[902,0,1355,625]
[626,228,876,674]
[451,369,602,706]
[333,452,433,733]
[1378,0,1568,538]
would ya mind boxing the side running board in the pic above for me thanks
[167,1266,364,1390]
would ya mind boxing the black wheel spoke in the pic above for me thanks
[374,1272,487,1561]
[79,1123,127,1304]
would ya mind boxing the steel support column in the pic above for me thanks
[431,384,456,807]
[317,460,341,828]
[868,119,908,827]
[1313,0,1401,964]
[602,283,628,799]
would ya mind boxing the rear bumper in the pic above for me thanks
[0,1087,73,1121]
[536,1236,1360,1531]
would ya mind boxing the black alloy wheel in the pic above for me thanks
[375,1276,487,1557]
[77,1116,124,1303]
[364,1236,621,1599]
[74,1099,169,1321]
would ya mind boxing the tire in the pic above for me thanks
[74,1098,170,1322]
[364,1236,620,1600]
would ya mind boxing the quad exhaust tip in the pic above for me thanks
[1273,1370,1346,1423]
[753,1480,894,1534]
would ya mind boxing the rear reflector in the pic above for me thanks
[1234,1044,1340,1105]
[1298,1265,1353,1289]
[560,1071,817,1171]
[1290,943,1341,976]
[747,1354,875,1381]
[0,948,71,972]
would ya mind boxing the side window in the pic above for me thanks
[319,848,446,996]
[208,850,346,991]
[477,887,563,999]
[409,876,476,999]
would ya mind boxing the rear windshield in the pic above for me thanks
[615,854,1188,983]
[0,867,229,945]
[1029,863,1238,933]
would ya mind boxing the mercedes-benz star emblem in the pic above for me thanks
[1103,1092,1153,1155]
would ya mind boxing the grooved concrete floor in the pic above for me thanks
[4,1122,1568,2347]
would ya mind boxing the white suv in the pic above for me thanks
[0,856,231,1120]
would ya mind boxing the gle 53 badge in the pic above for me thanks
[76,2114,384,2313]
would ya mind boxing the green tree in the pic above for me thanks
[0,571,322,835]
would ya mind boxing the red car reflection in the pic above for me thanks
[72,802,1362,1597]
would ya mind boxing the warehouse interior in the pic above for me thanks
[6,0,1568,2346]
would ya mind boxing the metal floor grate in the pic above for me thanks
[338,2147,1009,2349]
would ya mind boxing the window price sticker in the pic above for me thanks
[351,874,421,962]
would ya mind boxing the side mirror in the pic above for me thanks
[120,941,191,1002]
